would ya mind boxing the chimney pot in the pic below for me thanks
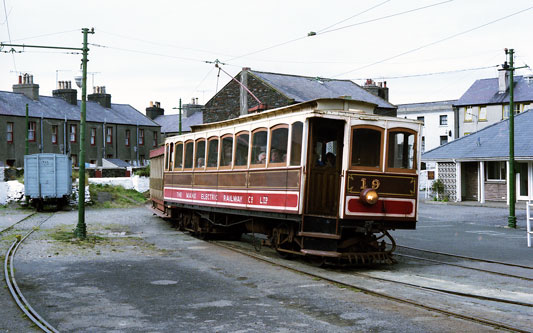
[18,75,22,84]
[150,101,154,107]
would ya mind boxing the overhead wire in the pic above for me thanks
[224,0,452,63]
[332,5,533,78]
[352,65,499,81]
[316,0,391,33]
[1,28,81,43]
[88,43,209,63]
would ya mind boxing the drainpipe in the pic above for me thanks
[136,122,139,166]
[64,115,67,155]
[102,118,106,162]
[40,112,44,153]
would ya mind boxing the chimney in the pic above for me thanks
[183,99,204,118]
[498,69,509,93]
[13,73,40,100]
[53,80,78,105]
[146,101,164,119]
[240,67,250,116]
[88,86,112,108]
[362,79,389,101]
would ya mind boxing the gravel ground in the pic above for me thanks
[1,206,505,332]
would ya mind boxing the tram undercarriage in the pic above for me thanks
[158,203,399,266]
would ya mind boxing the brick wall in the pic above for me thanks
[484,182,507,201]
[204,73,293,124]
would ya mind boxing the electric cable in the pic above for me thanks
[353,65,499,81]
[317,0,391,33]
[2,0,16,71]
[333,5,533,78]
[1,29,80,43]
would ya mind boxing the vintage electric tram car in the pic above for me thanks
[150,98,421,264]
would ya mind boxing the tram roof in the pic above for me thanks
[190,98,378,132]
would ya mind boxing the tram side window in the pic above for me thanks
[270,126,288,164]
[220,136,233,167]
[351,128,382,168]
[207,138,219,168]
[168,143,174,170]
[165,144,170,170]
[251,129,267,166]
[184,141,194,169]
[290,122,303,166]
[388,131,415,169]
[174,142,183,169]
[235,132,249,167]
[195,139,206,168]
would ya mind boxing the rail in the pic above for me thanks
[527,201,532,247]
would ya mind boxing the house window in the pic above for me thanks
[486,161,506,181]
[106,127,113,144]
[439,115,448,126]
[28,121,36,142]
[69,124,77,143]
[478,106,487,121]
[421,136,425,153]
[464,107,473,122]
[90,128,96,146]
[440,136,448,145]
[417,116,424,125]
[7,122,14,143]
[125,130,130,146]
[51,125,58,144]
[503,104,522,119]
[153,131,157,147]
[139,129,144,146]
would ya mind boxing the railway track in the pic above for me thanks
[211,238,533,333]
[2,213,59,333]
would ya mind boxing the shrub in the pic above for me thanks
[134,165,150,177]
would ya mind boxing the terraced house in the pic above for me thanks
[0,75,160,168]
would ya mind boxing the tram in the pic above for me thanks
[149,98,421,264]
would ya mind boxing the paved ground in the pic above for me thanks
[1,199,532,332]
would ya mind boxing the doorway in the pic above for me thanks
[304,118,345,217]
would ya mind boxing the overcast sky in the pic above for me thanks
[1,0,532,114]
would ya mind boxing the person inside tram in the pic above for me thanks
[270,149,282,163]
[257,152,266,164]
[326,152,336,167]
[197,157,205,168]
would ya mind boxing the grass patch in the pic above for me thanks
[48,225,105,247]
[88,183,147,208]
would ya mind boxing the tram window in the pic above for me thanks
[195,139,206,169]
[207,138,219,168]
[351,128,382,168]
[235,132,249,167]
[220,135,233,167]
[174,142,183,169]
[251,129,267,166]
[184,141,194,169]
[270,125,288,164]
[165,144,170,170]
[168,143,174,170]
[290,122,303,166]
[387,131,415,169]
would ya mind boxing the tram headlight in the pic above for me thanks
[360,188,379,205]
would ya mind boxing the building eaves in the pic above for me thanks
[454,76,533,107]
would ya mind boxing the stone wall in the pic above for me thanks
[484,182,507,201]
[204,73,293,124]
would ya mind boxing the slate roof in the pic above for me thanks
[422,108,533,161]
[249,70,396,110]
[0,90,159,127]
[398,100,457,110]
[153,111,203,134]
[455,76,533,107]
[103,158,131,168]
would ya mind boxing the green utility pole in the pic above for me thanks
[505,48,528,229]
[74,28,94,239]
[25,104,29,155]
[179,98,182,135]
[1,28,94,239]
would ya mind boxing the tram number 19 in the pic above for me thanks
[360,178,380,190]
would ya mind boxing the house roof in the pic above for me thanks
[422,108,533,161]
[398,100,457,110]
[153,110,203,134]
[247,70,396,110]
[103,158,131,168]
[0,90,159,127]
[455,75,533,107]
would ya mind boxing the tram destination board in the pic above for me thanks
[346,173,417,198]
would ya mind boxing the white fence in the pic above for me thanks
[527,201,533,248]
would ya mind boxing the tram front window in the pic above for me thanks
[351,128,381,168]
[388,131,415,169]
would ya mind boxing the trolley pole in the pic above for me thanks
[172,98,183,135]
[179,98,182,135]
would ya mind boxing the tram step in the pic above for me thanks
[298,232,341,240]
[301,249,341,258]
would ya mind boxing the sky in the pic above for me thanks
[1,0,533,115]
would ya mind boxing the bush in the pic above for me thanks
[134,165,150,177]
[431,179,445,199]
